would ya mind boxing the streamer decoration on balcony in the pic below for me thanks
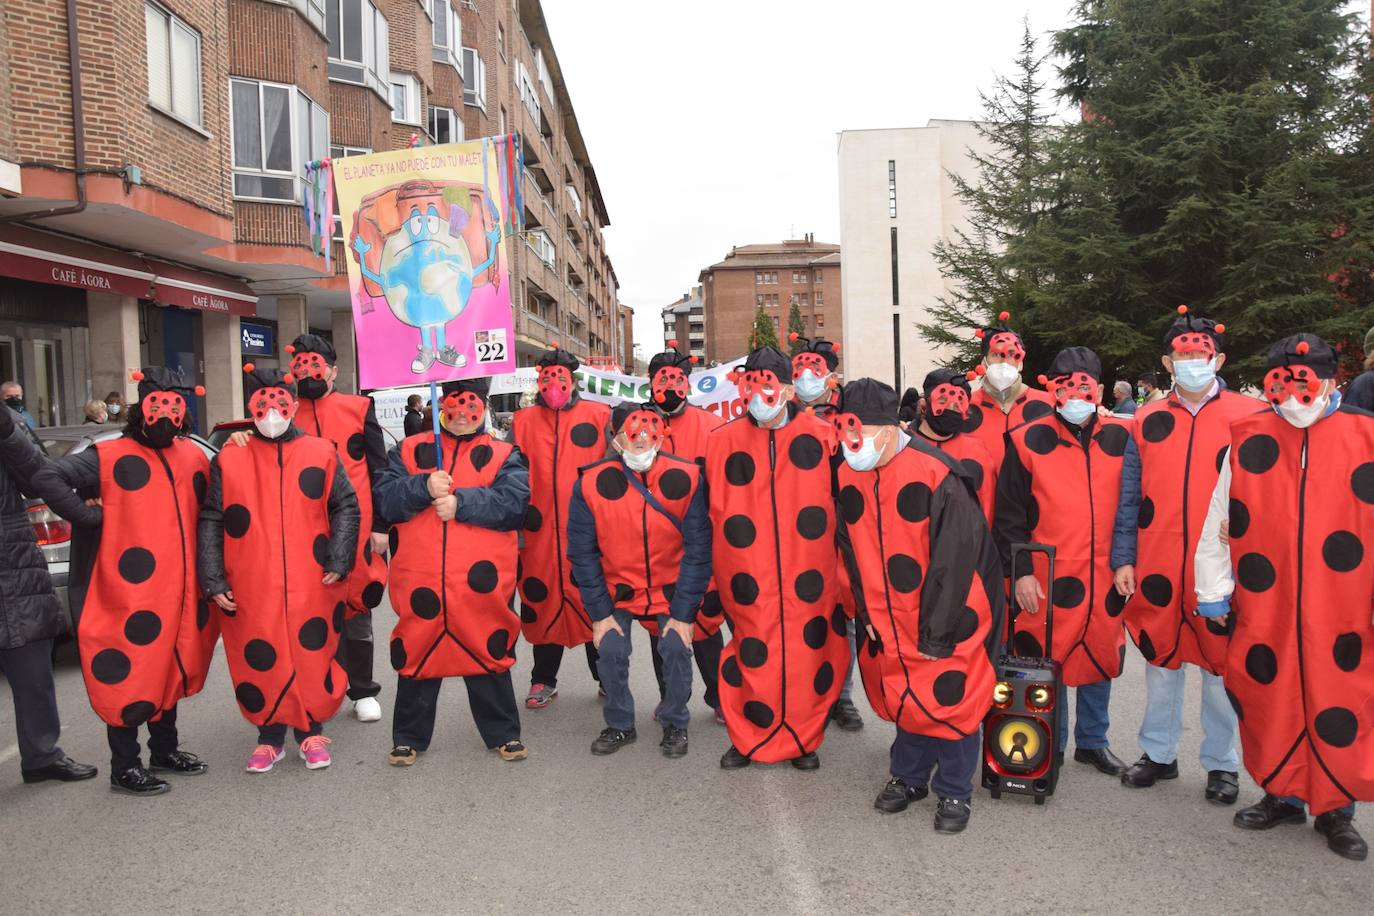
[302,158,334,272]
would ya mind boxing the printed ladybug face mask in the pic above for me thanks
[792,352,829,378]
[250,386,297,439]
[738,370,784,407]
[1170,332,1218,360]
[986,332,1026,364]
[1263,364,1322,407]
[538,365,574,410]
[651,367,689,412]
[290,351,330,381]
[441,390,485,431]
[1047,371,1101,407]
[623,410,664,448]
[926,383,969,418]
[832,412,865,453]
[141,390,188,428]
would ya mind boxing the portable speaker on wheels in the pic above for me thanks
[982,542,1061,805]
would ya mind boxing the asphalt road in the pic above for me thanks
[2,599,1369,915]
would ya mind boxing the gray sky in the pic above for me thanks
[542,0,1084,355]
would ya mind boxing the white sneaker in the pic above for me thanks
[354,697,382,722]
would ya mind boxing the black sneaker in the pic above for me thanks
[874,777,929,814]
[720,745,751,769]
[791,751,820,771]
[110,766,170,797]
[934,797,972,834]
[1314,811,1367,862]
[660,726,688,758]
[591,727,637,756]
[149,750,208,775]
[829,699,864,732]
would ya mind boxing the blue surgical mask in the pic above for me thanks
[1171,357,1217,393]
[749,393,787,425]
[843,434,881,472]
[793,370,827,403]
[1058,398,1096,425]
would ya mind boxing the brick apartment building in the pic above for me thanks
[696,236,842,368]
[0,0,621,429]
[660,286,704,363]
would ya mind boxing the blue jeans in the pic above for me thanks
[1056,680,1112,752]
[839,619,857,703]
[596,611,693,731]
[1138,664,1238,771]
[890,728,981,801]
[1279,796,1356,818]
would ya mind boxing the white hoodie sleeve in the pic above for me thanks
[1194,450,1234,605]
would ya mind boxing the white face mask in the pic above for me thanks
[106,404,122,416]
[843,434,881,472]
[1275,393,1328,429]
[749,393,787,424]
[984,363,1021,392]
[1172,357,1218,393]
[254,411,291,439]
[623,446,658,473]
[1058,398,1096,426]
[793,370,827,403]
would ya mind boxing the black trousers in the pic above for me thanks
[107,703,180,772]
[0,638,64,770]
[258,720,322,746]
[392,671,521,750]
[528,642,600,688]
[649,628,724,710]
[337,611,381,700]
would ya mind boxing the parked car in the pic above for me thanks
[27,425,217,645]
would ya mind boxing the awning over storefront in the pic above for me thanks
[0,225,258,316]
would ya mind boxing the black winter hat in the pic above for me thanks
[537,346,579,372]
[1267,333,1337,378]
[1162,307,1225,354]
[741,345,793,384]
[242,365,296,408]
[648,345,695,378]
[289,333,337,365]
[788,334,840,371]
[1045,346,1102,382]
[840,378,899,426]
[440,376,491,398]
[133,366,198,402]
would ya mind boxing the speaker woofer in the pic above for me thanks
[987,714,1049,773]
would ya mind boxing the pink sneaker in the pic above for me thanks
[299,735,332,769]
[246,744,284,773]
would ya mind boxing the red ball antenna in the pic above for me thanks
[242,363,255,373]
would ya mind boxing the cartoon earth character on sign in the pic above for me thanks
[349,178,502,373]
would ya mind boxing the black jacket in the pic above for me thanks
[0,406,65,648]
[372,430,529,531]
[1345,369,1374,413]
[403,407,427,438]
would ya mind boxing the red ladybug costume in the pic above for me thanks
[994,348,1129,687]
[512,347,611,649]
[1197,335,1374,815]
[1121,314,1262,673]
[962,316,1055,468]
[705,347,847,762]
[199,369,360,730]
[913,368,998,525]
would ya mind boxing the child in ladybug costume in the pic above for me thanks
[909,368,998,524]
[1111,309,1262,803]
[834,379,1003,833]
[512,344,611,708]
[199,367,360,774]
[644,345,726,723]
[373,376,530,766]
[567,402,712,758]
[1195,333,1373,862]
[994,346,1129,778]
[228,334,388,723]
[706,346,848,769]
[963,312,1055,468]
[32,367,215,796]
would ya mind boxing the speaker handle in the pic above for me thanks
[1008,542,1056,658]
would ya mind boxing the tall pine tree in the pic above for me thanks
[787,298,807,353]
[751,305,779,350]
[1030,0,1374,381]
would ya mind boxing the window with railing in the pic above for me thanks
[327,0,389,99]
[525,229,555,267]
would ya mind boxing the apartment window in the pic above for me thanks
[816,314,826,328]
[330,145,370,238]
[497,22,506,60]
[526,228,556,267]
[390,73,421,124]
[816,269,823,284]
[888,159,897,218]
[462,48,487,109]
[499,106,507,136]
[432,2,460,68]
[230,78,327,203]
[756,294,763,307]
[145,2,202,127]
[429,106,461,144]
[327,0,389,98]
[516,61,540,123]
[890,227,900,305]
[755,271,763,285]
[421,0,433,19]
[267,0,326,32]
[815,292,823,306]
[772,316,780,330]
[799,294,808,307]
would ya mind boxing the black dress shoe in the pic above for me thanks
[874,777,928,813]
[149,750,208,775]
[660,726,688,758]
[110,766,170,797]
[1233,793,1306,830]
[21,755,98,784]
[1204,770,1239,805]
[1121,754,1178,787]
[791,751,820,771]
[830,699,864,732]
[590,727,636,756]
[934,797,971,834]
[720,745,751,769]
[1314,811,1368,861]
[1074,747,1126,776]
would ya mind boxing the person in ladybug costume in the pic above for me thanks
[706,345,848,769]
[644,344,726,724]
[373,376,530,767]
[228,334,388,724]
[833,379,1003,833]
[908,368,997,524]
[994,346,1129,778]
[199,367,360,774]
[513,344,612,708]
[1110,308,1262,803]
[567,402,712,758]
[962,312,1055,468]
[31,367,215,796]
[1194,333,1373,862]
